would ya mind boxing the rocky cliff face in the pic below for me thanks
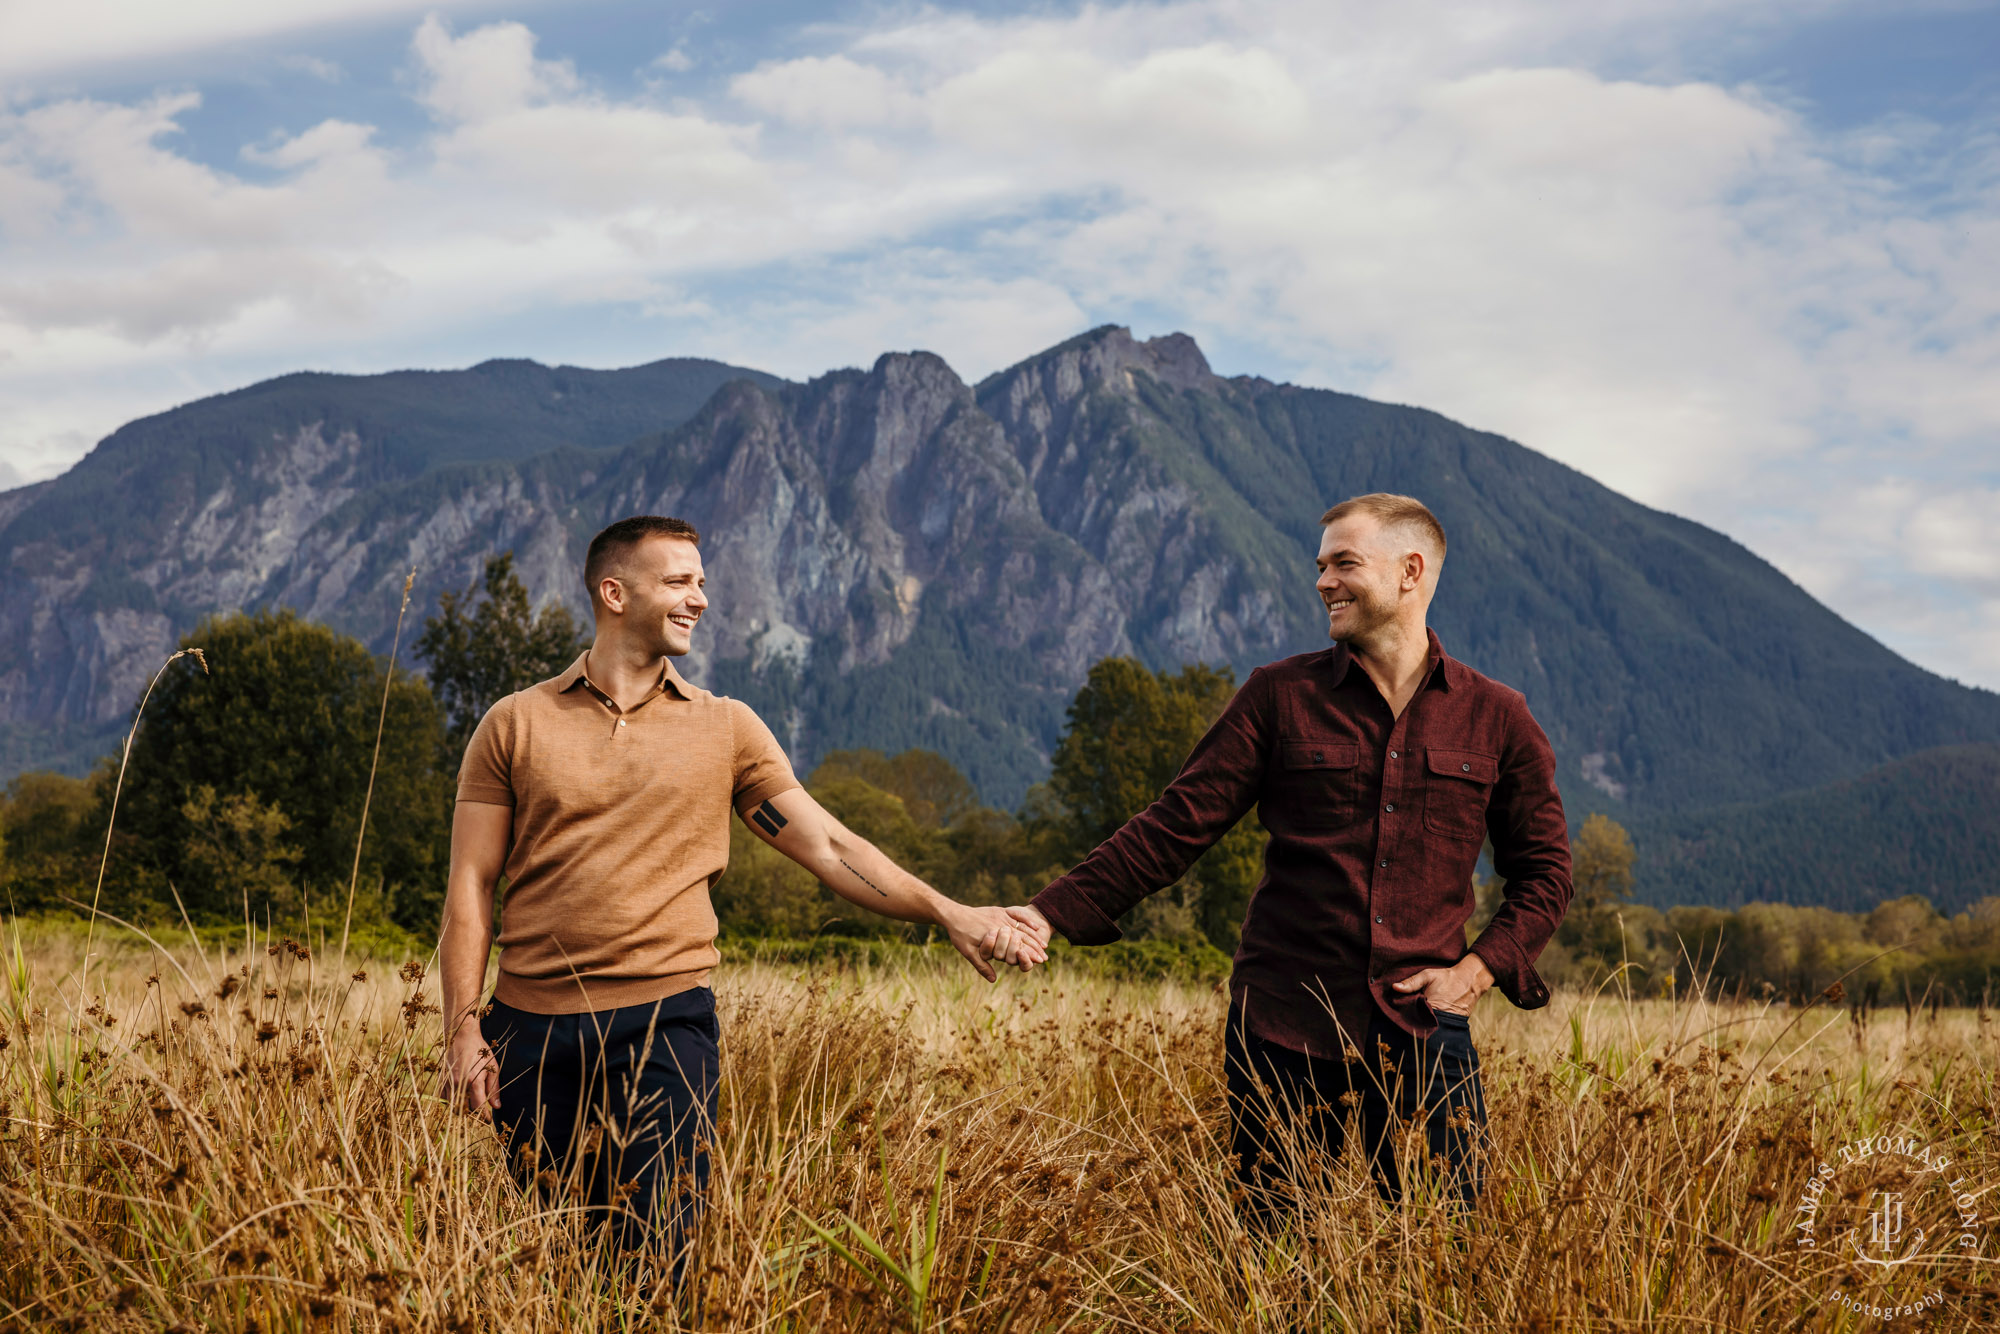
[5,326,1999,811]
[0,355,780,769]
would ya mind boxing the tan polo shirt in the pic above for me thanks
[456,652,799,1014]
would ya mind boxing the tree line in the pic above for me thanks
[1520,815,2000,1004]
[2,555,1997,1001]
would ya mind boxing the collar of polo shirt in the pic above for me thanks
[553,651,693,709]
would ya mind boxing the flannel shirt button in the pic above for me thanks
[1389,750,1399,758]
[1374,916,1383,923]
[1379,860,1389,868]
[1384,803,1394,812]
[1461,762,1470,771]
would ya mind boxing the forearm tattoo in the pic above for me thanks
[750,800,789,838]
[841,858,889,897]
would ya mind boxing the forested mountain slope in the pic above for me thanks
[4,327,1997,902]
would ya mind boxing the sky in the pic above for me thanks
[2,0,1997,687]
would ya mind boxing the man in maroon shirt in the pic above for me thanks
[1008,493,1571,1213]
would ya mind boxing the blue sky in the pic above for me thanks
[2,1,1997,687]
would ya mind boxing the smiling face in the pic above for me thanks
[598,535,708,657]
[1315,513,1432,645]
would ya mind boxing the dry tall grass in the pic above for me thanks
[3,916,1995,1331]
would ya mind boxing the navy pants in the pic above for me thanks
[482,987,720,1262]
[1226,1006,1487,1218]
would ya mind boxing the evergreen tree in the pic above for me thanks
[1044,657,1263,952]
[417,553,589,753]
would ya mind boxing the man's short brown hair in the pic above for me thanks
[584,515,701,610]
[1319,493,1447,561]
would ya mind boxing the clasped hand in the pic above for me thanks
[943,902,1054,981]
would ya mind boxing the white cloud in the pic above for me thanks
[0,0,498,79]
[932,42,1311,164]
[277,54,344,83]
[1740,477,2000,688]
[412,15,579,124]
[1904,490,2000,588]
[0,1,1995,687]
[657,264,1093,386]
[241,118,378,171]
[733,54,922,129]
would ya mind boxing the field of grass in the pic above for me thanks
[2,915,1996,1331]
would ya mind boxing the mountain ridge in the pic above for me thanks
[1632,743,2000,913]
[3,325,1997,908]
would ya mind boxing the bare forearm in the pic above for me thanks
[438,878,494,1042]
[747,787,1040,978]
[818,833,949,925]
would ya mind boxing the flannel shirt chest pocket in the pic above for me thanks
[1276,740,1362,829]
[1422,747,1498,842]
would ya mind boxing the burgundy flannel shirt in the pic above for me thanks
[1032,630,1572,1058]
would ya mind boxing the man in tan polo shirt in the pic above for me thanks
[439,514,1046,1267]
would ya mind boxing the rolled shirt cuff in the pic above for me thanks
[1030,877,1124,946]
[1468,930,1552,1009]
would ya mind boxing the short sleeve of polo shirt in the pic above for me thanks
[730,700,801,815]
[456,696,517,807]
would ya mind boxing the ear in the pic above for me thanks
[1401,549,1426,591]
[597,575,627,616]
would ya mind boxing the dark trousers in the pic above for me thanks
[483,987,720,1264]
[1225,1006,1486,1218]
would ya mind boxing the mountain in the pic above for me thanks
[969,331,2000,812]
[1631,744,2000,914]
[0,354,783,771]
[2,325,1998,904]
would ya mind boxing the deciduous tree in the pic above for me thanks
[113,611,451,929]
[808,749,979,829]
[1554,813,1641,980]
[0,770,105,913]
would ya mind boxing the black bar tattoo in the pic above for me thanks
[841,858,889,897]
[750,800,788,838]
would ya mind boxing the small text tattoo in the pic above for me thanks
[842,859,889,897]
[750,800,789,838]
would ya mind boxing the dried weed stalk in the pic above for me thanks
[2,923,1997,1331]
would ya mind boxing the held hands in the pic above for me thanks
[939,902,1052,982]
[442,1020,500,1116]
[1005,903,1052,945]
[1004,903,1053,960]
[1392,952,1495,1017]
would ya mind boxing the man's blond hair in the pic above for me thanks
[1319,493,1447,563]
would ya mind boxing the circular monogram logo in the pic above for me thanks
[1790,1132,1987,1321]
